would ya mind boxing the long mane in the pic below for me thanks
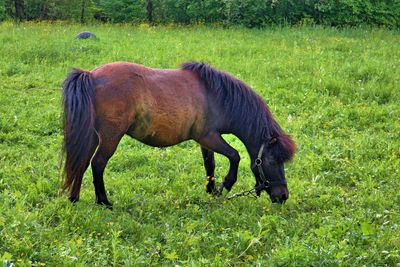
[181,62,296,162]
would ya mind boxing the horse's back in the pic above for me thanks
[91,62,208,146]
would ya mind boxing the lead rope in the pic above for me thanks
[226,142,270,200]
[226,188,258,199]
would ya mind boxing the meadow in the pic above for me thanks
[0,22,399,266]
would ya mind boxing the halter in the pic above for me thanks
[251,138,287,194]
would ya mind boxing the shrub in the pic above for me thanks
[96,0,146,23]
[1,0,399,27]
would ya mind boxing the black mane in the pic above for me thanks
[181,62,296,162]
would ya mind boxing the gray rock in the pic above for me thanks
[75,32,97,39]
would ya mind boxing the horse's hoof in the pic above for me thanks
[97,200,113,210]
[205,176,215,194]
[69,196,79,203]
[212,184,224,196]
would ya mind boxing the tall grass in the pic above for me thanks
[0,22,399,265]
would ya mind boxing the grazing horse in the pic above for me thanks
[62,62,296,207]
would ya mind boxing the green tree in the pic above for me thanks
[96,0,146,23]
[0,0,6,21]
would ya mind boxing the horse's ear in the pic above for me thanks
[262,128,277,145]
[268,137,278,145]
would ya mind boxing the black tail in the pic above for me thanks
[62,69,98,200]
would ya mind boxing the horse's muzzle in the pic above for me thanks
[270,188,289,204]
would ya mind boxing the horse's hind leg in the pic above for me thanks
[91,129,124,208]
[201,146,215,193]
[198,132,240,194]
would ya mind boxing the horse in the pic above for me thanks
[62,61,296,208]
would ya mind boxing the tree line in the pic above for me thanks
[1,0,399,28]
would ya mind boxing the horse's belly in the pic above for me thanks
[132,132,189,147]
[126,114,194,147]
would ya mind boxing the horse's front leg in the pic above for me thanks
[201,146,215,193]
[198,132,240,195]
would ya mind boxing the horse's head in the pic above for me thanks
[251,136,295,204]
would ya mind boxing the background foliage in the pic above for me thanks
[1,0,400,27]
[0,22,399,265]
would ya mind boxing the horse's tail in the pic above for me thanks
[62,69,98,200]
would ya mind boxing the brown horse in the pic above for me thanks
[62,61,296,208]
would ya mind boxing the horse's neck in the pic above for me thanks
[229,121,263,160]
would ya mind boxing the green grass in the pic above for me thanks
[0,21,399,266]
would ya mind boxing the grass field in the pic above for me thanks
[0,22,399,266]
